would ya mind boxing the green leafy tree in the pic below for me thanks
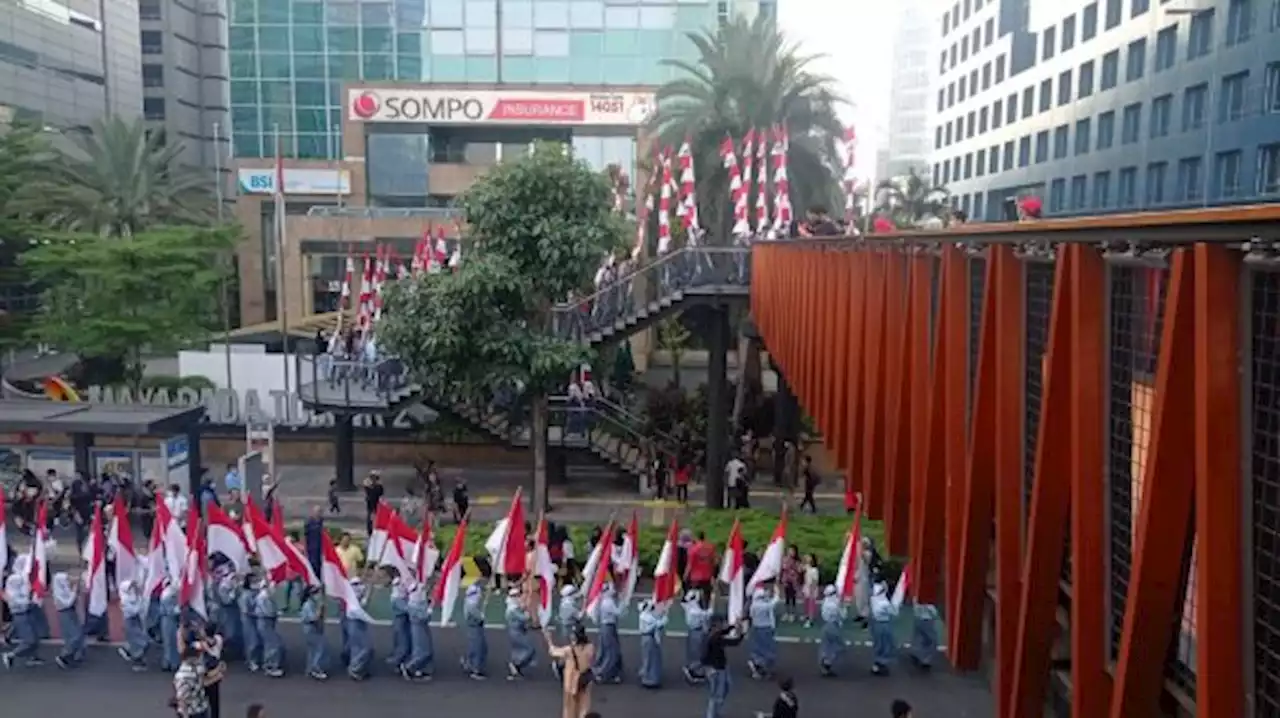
[656,315,691,389]
[0,121,58,349]
[380,143,627,510]
[647,15,846,242]
[875,168,951,228]
[21,225,238,389]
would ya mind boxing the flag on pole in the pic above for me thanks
[205,502,251,574]
[891,563,912,610]
[617,512,641,607]
[28,500,48,598]
[0,493,8,582]
[412,512,439,583]
[433,517,468,626]
[652,519,680,607]
[719,519,746,624]
[321,531,373,622]
[84,503,108,618]
[110,492,137,590]
[746,508,788,594]
[180,505,208,620]
[484,489,527,577]
[533,518,557,626]
[835,493,863,601]
[584,522,617,622]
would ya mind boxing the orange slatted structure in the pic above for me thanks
[745,204,1275,717]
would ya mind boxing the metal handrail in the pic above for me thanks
[295,353,411,407]
[554,245,749,312]
[591,394,679,448]
[548,399,678,471]
[548,394,680,467]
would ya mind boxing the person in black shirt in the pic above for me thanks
[797,206,842,238]
[771,675,798,718]
[890,699,913,718]
[703,615,749,718]
[798,456,819,514]
[361,471,385,535]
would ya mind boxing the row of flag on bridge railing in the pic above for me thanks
[337,225,464,333]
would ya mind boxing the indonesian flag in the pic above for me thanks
[652,519,680,606]
[155,492,188,583]
[617,512,641,606]
[374,504,420,578]
[142,513,168,601]
[83,503,108,617]
[719,519,746,624]
[205,502,251,574]
[583,522,616,622]
[754,128,770,235]
[484,489,527,577]
[321,531,372,622]
[0,493,7,581]
[340,253,355,310]
[367,501,392,560]
[28,500,48,598]
[656,149,673,255]
[180,505,208,620]
[746,508,788,594]
[892,563,912,610]
[412,513,440,583]
[109,493,137,590]
[741,129,756,232]
[533,519,557,626]
[835,493,863,601]
[245,498,293,584]
[433,518,468,626]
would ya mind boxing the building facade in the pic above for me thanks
[930,0,1280,220]
[886,1,934,179]
[0,0,143,129]
[139,0,231,183]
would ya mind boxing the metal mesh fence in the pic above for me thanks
[1251,268,1280,716]
[929,256,941,370]
[1024,260,1055,528]
[967,254,986,432]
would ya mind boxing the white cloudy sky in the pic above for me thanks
[779,0,895,178]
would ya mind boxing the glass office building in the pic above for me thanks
[229,0,766,160]
[930,0,1280,219]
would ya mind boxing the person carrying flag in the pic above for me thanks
[869,580,899,676]
[747,585,781,680]
[52,572,85,669]
[386,575,412,671]
[256,579,285,678]
[344,578,374,681]
[213,568,243,661]
[637,599,667,689]
[2,567,40,668]
[591,583,623,683]
[239,573,263,672]
[680,590,709,684]
[300,585,328,681]
[461,583,489,680]
[402,581,435,681]
[505,586,537,680]
[160,579,182,671]
[818,585,846,677]
[118,579,149,670]
[552,585,581,680]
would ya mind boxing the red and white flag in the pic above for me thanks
[205,502,251,574]
[0,493,7,579]
[320,531,372,622]
[109,493,137,591]
[719,519,746,624]
[372,503,419,578]
[533,519,557,626]
[652,519,680,607]
[746,508,788,594]
[28,500,49,599]
[245,498,305,584]
[617,512,641,606]
[180,505,208,620]
[412,513,439,583]
[835,493,864,602]
[142,511,168,601]
[754,129,770,235]
[892,563,912,610]
[484,489,527,578]
[83,503,108,617]
[433,518,468,626]
[584,522,616,622]
[154,492,188,583]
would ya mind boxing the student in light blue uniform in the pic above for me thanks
[387,576,412,670]
[159,580,181,671]
[747,585,780,680]
[2,571,42,669]
[461,583,488,680]
[818,585,846,677]
[637,600,667,689]
[239,573,262,672]
[681,590,709,684]
[300,585,329,680]
[552,584,580,679]
[504,587,536,680]
[869,581,899,676]
[52,572,85,669]
[257,579,285,677]
[592,583,624,683]
[215,571,243,661]
[117,579,149,670]
[910,598,939,670]
[402,581,435,681]
[15,557,51,642]
[345,578,374,680]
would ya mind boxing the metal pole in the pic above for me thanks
[213,121,234,390]
[274,123,290,395]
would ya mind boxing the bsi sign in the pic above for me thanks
[238,168,351,196]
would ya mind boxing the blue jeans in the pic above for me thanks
[122,615,148,663]
[259,616,284,671]
[704,667,731,718]
[913,616,938,667]
[406,618,435,675]
[388,612,411,666]
[464,620,487,675]
[8,610,40,659]
[161,613,180,670]
[57,607,85,664]
[303,621,328,675]
[242,613,262,668]
[871,618,896,667]
[749,626,777,674]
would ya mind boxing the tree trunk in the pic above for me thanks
[531,392,549,513]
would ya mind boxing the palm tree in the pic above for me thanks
[27,117,213,236]
[647,15,847,242]
[875,168,951,228]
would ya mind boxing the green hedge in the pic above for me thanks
[302,509,891,585]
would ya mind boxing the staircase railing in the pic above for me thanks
[547,395,679,474]
[551,246,752,342]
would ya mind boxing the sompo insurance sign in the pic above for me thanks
[347,88,654,126]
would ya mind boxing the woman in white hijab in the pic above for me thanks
[52,572,85,669]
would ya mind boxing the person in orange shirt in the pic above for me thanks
[544,624,596,718]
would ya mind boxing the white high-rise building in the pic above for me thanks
[886,1,935,179]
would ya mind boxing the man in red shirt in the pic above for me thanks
[685,532,717,596]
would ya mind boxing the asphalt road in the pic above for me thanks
[1,622,994,718]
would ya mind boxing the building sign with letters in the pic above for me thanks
[347,88,655,126]
[238,168,351,196]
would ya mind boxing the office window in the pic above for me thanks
[985,18,994,46]
[1006,93,1018,123]
[1035,130,1050,163]
[141,30,163,54]
[1150,94,1172,137]
[1132,0,1150,16]
[1188,9,1214,59]
[139,0,161,19]
[1002,141,1014,171]
[1269,63,1280,113]
[1057,71,1072,106]
[1049,178,1066,212]
[959,77,968,102]
[1042,26,1056,60]
[1053,124,1069,158]
[964,0,971,20]
[1035,79,1049,114]
[1023,86,1035,118]
[1177,156,1204,201]
[1062,16,1076,50]
[1079,61,1095,98]
[1094,171,1111,208]
[1146,161,1168,204]
[1272,0,1280,31]
[948,83,956,107]
[1101,50,1119,90]
[1183,83,1208,129]
[973,27,981,53]
[996,54,1006,82]
[967,110,976,138]
[983,63,991,90]
[933,163,941,186]
[943,13,950,35]
[950,44,957,67]
[1122,102,1142,143]
[1259,143,1280,194]
[962,153,972,179]
[976,149,987,176]
[961,35,969,62]
[1155,25,1176,71]
[1083,3,1098,40]
[935,126,943,149]
[1226,0,1255,45]
[1118,166,1137,207]
[1070,175,1087,210]
[1105,0,1122,29]
[945,123,953,145]
[979,106,989,132]
[1018,136,1031,167]
[1215,150,1242,197]
[1221,71,1249,121]
[989,145,1000,174]
[142,64,164,88]
[970,69,979,95]
[1075,118,1092,155]
[1097,110,1115,149]
[143,97,165,120]
[1126,38,1146,81]
[993,99,1004,128]
[942,161,951,184]
[937,90,945,112]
